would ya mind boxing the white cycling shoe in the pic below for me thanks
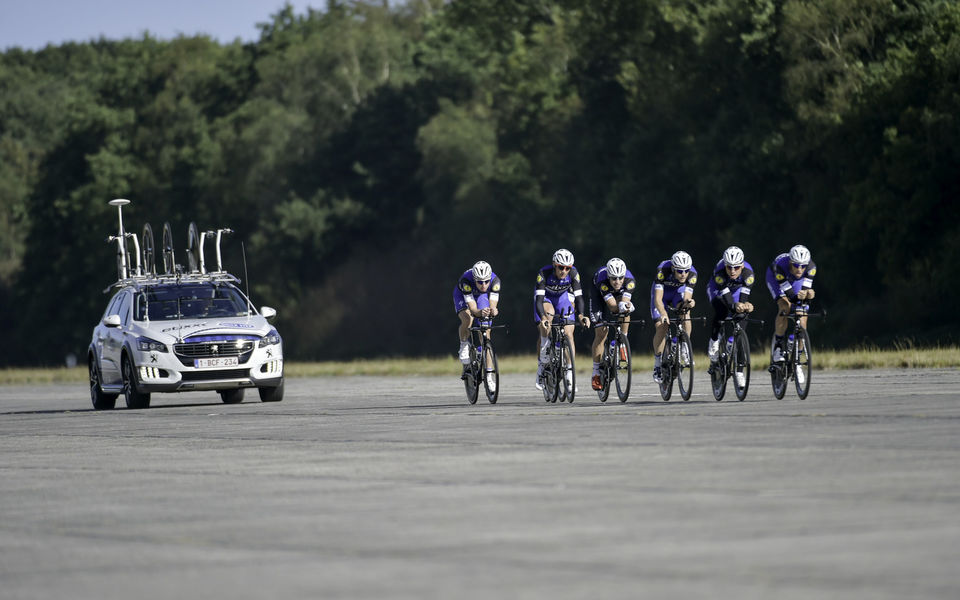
[772,347,786,363]
[458,342,471,365]
[708,338,719,362]
[535,364,545,391]
[486,373,497,392]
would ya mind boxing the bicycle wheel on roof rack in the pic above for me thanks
[162,222,175,275]
[141,223,156,276]
[186,222,201,273]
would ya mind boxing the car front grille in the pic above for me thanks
[180,369,250,382]
[174,336,257,366]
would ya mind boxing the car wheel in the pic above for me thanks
[89,359,118,410]
[122,356,151,409]
[219,389,244,404]
[258,379,284,403]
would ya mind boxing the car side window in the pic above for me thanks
[117,293,132,327]
[103,292,122,320]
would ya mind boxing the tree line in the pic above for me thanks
[1,0,958,366]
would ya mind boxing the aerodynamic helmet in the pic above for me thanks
[789,245,811,265]
[723,246,744,267]
[606,257,627,278]
[472,260,492,282]
[671,250,693,270]
[552,248,575,267]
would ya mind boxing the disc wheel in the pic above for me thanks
[733,330,751,401]
[141,223,156,276]
[186,222,201,273]
[677,331,693,401]
[794,328,812,399]
[162,222,176,274]
[614,333,631,403]
[482,341,499,404]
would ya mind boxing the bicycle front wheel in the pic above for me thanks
[463,346,479,404]
[482,340,499,404]
[733,329,751,401]
[711,356,727,401]
[770,337,787,399]
[659,338,674,401]
[615,333,631,403]
[561,336,576,403]
[794,327,812,399]
[542,348,559,403]
[597,351,611,403]
[677,331,694,401]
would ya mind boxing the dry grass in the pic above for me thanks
[3,345,958,384]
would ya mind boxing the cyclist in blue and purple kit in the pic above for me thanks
[765,245,817,371]
[706,246,755,387]
[651,250,697,383]
[455,261,501,375]
[534,248,591,390]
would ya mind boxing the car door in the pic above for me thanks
[102,292,130,385]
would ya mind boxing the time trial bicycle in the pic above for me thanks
[708,313,764,401]
[462,319,507,404]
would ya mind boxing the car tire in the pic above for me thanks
[89,359,118,410]
[258,379,284,403]
[219,389,244,404]
[122,356,151,409]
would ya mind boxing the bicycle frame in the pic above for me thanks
[596,314,636,403]
[463,320,507,405]
[541,310,578,403]
[658,305,704,401]
[770,302,822,400]
[711,313,764,401]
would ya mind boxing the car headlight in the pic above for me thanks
[260,329,281,347]
[137,336,168,352]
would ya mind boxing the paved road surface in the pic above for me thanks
[1,369,959,599]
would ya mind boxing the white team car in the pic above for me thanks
[88,199,284,409]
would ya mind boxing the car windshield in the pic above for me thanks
[135,283,250,321]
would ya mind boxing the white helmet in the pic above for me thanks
[789,244,811,265]
[552,248,575,267]
[723,246,744,267]
[671,250,693,270]
[472,260,492,281]
[606,257,627,278]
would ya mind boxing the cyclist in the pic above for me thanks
[589,257,636,391]
[455,261,501,390]
[535,248,591,390]
[765,244,817,376]
[651,250,697,383]
[706,246,755,387]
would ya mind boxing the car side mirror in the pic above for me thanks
[261,306,277,319]
[102,314,122,328]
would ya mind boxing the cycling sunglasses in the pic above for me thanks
[674,268,689,274]
[475,279,491,285]
[791,262,808,269]
[554,265,572,272]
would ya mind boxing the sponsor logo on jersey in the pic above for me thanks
[746,275,754,285]
[657,272,665,281]
[626,281,635,290]
[601,284,609,292]
[493,283,500,292]
[715,275,724,285]
[689,275,697,285]
[464,284,472,292]
[574,272,580,282]
[776,274,785,281]
[809,268,817,276]
[537,274,543,283]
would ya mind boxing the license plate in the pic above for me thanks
[194,357,239,368]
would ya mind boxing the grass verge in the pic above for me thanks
[2,346,958,384]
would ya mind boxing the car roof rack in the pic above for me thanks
[104,199,240,293]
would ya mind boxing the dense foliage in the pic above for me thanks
[2,0,958,365]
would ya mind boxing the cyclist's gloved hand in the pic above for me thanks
[618,301,629,313]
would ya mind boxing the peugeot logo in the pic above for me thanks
[211,344,219,354]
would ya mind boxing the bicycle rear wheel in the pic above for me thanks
[677,331,693,401]
[463,345,479,404]
[733,329,751,401]
[615,333,631,403]
[794,327,812,399]
[658,338,674,401]
[482,340,499,404]
[561,336,576,403]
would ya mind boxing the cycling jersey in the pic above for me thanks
[534,264,584,322]
[765,253,817,301]
[706,259,755,308]
[650,259,697,320]
[589,266,636,322]
[453,269,501,314]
